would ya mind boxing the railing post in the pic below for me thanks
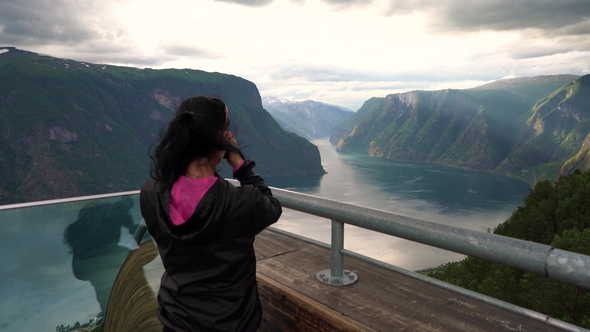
[316,219,359,286]
[331,219,344,279]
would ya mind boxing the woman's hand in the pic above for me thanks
[224,131,244,169]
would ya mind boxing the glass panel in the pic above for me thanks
[0,194,142,332]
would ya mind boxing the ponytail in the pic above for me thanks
[149,96,244,188]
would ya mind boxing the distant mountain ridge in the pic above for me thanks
[262,97,353,140]
[0,47,325,204]
[333,74,585,184]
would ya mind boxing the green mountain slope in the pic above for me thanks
[0,47,324,204]
[496,75,590,183]
[434,170,590,328]
[336,75,585,184]
[329,97,383,144]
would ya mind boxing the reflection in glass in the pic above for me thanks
[0,194,141,331]
[63,196,137,319]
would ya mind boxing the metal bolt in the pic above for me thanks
[333,278,341,284]
[344,270,350,275]
[319,273,325,278]
[322,277,328,282]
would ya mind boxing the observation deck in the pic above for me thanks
[1,186,589,332]
[108,230,568,332]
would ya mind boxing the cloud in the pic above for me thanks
[438,0,590,32]
[159,42,224,59]
[0,0,161,66]
[556,19,590,36]
[317,0,375,10]
[214,0,274,7]
[498,32,590,60]
[383,0,590,36]
[0,0,226,68]
[81,53,172,66]
[381,0,590,67]
[265,59,499,85]
[269,64,371,82]
[0,0,103,45]
[320,0,372,3]
[509,47,574,60]
[211,0,589,37]
[97,46,222,67]
[257,60,497,110]
[214,0,373,7]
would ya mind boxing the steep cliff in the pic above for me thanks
[498,75,590,182]
[0,47,325,204]
[336,75,585,183]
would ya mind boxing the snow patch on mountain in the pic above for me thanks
[262,96,292,105]
[262,97,354,139]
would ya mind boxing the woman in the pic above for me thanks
[140,96,282,332]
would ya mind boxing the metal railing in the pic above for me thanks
[232,182,590,332]
[264,185,590,290]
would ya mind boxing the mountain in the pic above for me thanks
[329,97,383,145]
[334,75,584,184]
[262,97,353,140]
[499,75,590,182]
[0,47,325,204]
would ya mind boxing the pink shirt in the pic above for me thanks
[169,161,245,226]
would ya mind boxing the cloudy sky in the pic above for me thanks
[0,0,589,110]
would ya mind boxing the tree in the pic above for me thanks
[434,170,590,328]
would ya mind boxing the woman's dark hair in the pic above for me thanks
[150,96,244,188]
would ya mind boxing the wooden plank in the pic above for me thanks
[255,230,308,259]
[257,273,377,332]
[255,232,563,332]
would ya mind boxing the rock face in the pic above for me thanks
[0,47,325,204]
[334,75,586,184]
[262,97,353,140]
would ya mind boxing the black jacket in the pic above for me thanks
[140,160,282,332]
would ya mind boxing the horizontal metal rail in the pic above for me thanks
[265,185,590,290]
[0,190,140,210]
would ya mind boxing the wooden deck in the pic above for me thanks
[106,230,563,332]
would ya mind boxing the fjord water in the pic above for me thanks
[266,139,532,271]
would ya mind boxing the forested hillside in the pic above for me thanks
[433,169,590,328]
[333,75,587,184]
[0,47,325,204]
[329,97,383,144]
